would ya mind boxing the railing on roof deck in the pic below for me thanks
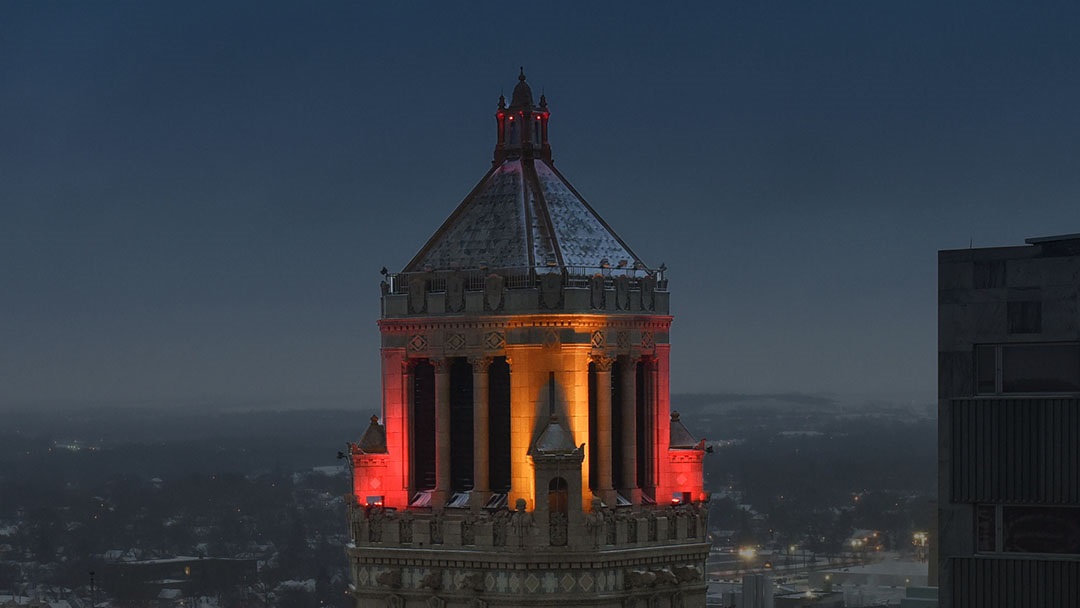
[346,501,707,553]
[383,265,668,296]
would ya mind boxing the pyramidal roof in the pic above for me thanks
[403,71,643,273]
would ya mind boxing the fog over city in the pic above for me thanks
[4,3,1078,412]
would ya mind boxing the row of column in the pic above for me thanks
[414,356,497,505]
[592,354,656,506]
[403,353,655,507]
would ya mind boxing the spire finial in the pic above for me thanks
[519,66,526,82]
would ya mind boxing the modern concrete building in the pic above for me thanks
[345,71,710,608]
[938,234,1080,607]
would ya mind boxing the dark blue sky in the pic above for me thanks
[2,2,1078,410]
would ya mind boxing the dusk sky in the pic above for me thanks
[3,2,1078,411]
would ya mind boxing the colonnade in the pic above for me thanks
[397,353,660,509]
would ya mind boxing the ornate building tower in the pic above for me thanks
[346,70,709,608]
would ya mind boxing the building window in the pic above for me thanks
[973,260,1006,289]
[1007,300,1041,334]
[976,505,1080,555]
[974,343,1080,394]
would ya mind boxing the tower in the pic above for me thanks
[346,71,709,608]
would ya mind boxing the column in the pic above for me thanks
[470,355,492,508]
[592,354,616,505]
[620,355,639,504]
[645,356,659,494]
[401,358,413,501]
[433,358,451,505]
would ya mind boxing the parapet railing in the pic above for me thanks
[347,502,707,554]
[382,265,668,296]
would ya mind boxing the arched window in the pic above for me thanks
[548,477,569,514]
[548,477,569,547]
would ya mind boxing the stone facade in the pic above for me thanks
[347,72,709,608]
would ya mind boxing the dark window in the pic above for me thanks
[611,361,625,488]
[636,360,648,490]
[587,362,597,491]
[1007,301,1041,334]
[449,358,474,491]
[1002,344,1080,393]
[488,357,511,492]
[1003,506,1080,554]
[975,343,1080,394]
[412,360,436,491]
[973,260,1006,289]
[548,477,569,513]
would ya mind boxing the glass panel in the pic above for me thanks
[1003,507,1080,554]
[1002,344,1080,393]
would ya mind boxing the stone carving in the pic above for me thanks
[376,568,402,588]
[589,274,606,309]
[640,273,656,311]
[586,500,605,546]
[641,330,654,350]
[542,329,559,349]
[673,565,702,583]
[617,330,630,349]
[468,599,488,608]
[591,353,614,372]
[456,571,485,593]
[605,508,617,545]
[420,569,443,591]
[626,514,638,544]
[408,334,428,353]
[510,498,535,547]
[626,569,656,589]
[540,272,563,310]
[615,275,630,310]
[666,507,678,540]
[493,509,509,547]
[646,510,658,541]
[484,331,505,350]
[652,568,678,585]
[426,596,445,608]
[430,510,445,544]
[467,355,492,373]
[368,507,384,543]
[591,329,606,348]
[445,332,465,351]
[387,594,404,608]
[549,511,568,546]
[408,275,428,313]
[483,273,504,311]
[671,591,684,608]
[446,271,465,312]
[685,509,697,538]
[626,568,681,590]
[399,510,414,543]
[461,510,477,545]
